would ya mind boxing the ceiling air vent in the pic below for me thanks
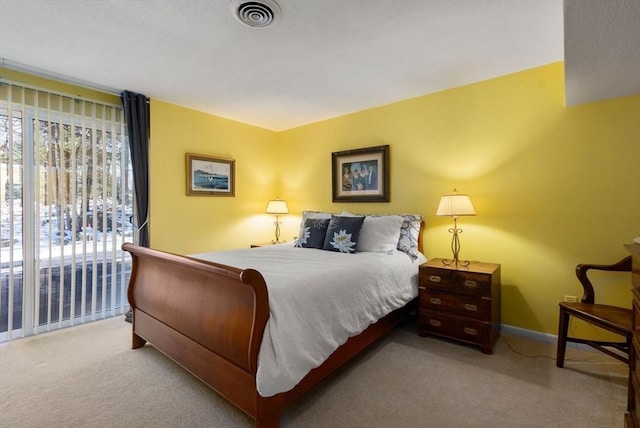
[230,0,282,28]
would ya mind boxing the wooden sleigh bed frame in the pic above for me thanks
[123,228,422,427]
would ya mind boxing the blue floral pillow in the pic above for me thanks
[294,210,333,246]
[322,215,365,253]
[295,218,330,249]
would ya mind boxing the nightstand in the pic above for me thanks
[418,258,501,354]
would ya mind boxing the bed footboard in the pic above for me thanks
[122,243,416,427]
[122,243,282,422]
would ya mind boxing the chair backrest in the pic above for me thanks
[575,255,633,304]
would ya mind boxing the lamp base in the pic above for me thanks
[272,215,282,244]
[442,258,470,267]
[442,217,470,267]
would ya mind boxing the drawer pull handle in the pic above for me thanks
[464,280,478,288]
[464,304,478,311]
[429,319,442,327]
[429,275,442,283]
[463,327,478,336]
[429,297,442,305]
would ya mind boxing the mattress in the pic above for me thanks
[191,242,426,396]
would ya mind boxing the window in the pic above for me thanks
[0,81,134,342]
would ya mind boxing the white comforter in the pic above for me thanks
[190,243,426,397]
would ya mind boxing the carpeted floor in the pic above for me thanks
[0,316,627,427]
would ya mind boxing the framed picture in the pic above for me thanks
[332,144,389,202]
[186,153,235,196]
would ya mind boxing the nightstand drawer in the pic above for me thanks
[419,310,491,346]
[419,267,456,288]
[419,289,491,320]
[420,268,492,299]
[454,271,492,298]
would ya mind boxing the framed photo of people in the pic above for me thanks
[331,145,389,202]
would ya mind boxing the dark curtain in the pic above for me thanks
[121,91,150,247]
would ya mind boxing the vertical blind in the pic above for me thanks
[0,80,134,342]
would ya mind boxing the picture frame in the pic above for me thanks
[186,153,235,196]
[332,144,389,202]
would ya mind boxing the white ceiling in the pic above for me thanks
[0,0,637,131]
[564,0,640,106]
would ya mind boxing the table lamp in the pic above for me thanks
[436,189,475,266]
[265,199,288,243]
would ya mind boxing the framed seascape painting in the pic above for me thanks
[186,153,235,196]
[332,145,389,202]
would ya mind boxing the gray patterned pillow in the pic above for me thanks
[396,214,423,260]
[322,215,365,253]
[296,218,330,249]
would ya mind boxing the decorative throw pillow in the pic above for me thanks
[357,215,404,253]
[322,215,365,253]
[396,214,423,260]
[296,218,330,249]
[295,211,333,246]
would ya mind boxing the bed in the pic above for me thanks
[124,212,424,427]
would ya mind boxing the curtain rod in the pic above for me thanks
[1,58,122,96]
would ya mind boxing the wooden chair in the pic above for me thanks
[556,255,633,368]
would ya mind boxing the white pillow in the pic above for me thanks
[356,215,404,253]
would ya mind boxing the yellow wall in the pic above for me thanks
[6,63,639,336]
[150,62,638,335]
[149,100,279,254]
[275,62,640,335]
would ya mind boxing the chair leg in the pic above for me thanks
[556,307,569,368]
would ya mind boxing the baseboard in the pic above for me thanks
[502,324,557,344]
[501,323,592,352]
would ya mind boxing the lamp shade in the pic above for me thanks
[436,193,475,216]
[265,199,289,214]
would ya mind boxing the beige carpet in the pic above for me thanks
[0,316,627,427]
